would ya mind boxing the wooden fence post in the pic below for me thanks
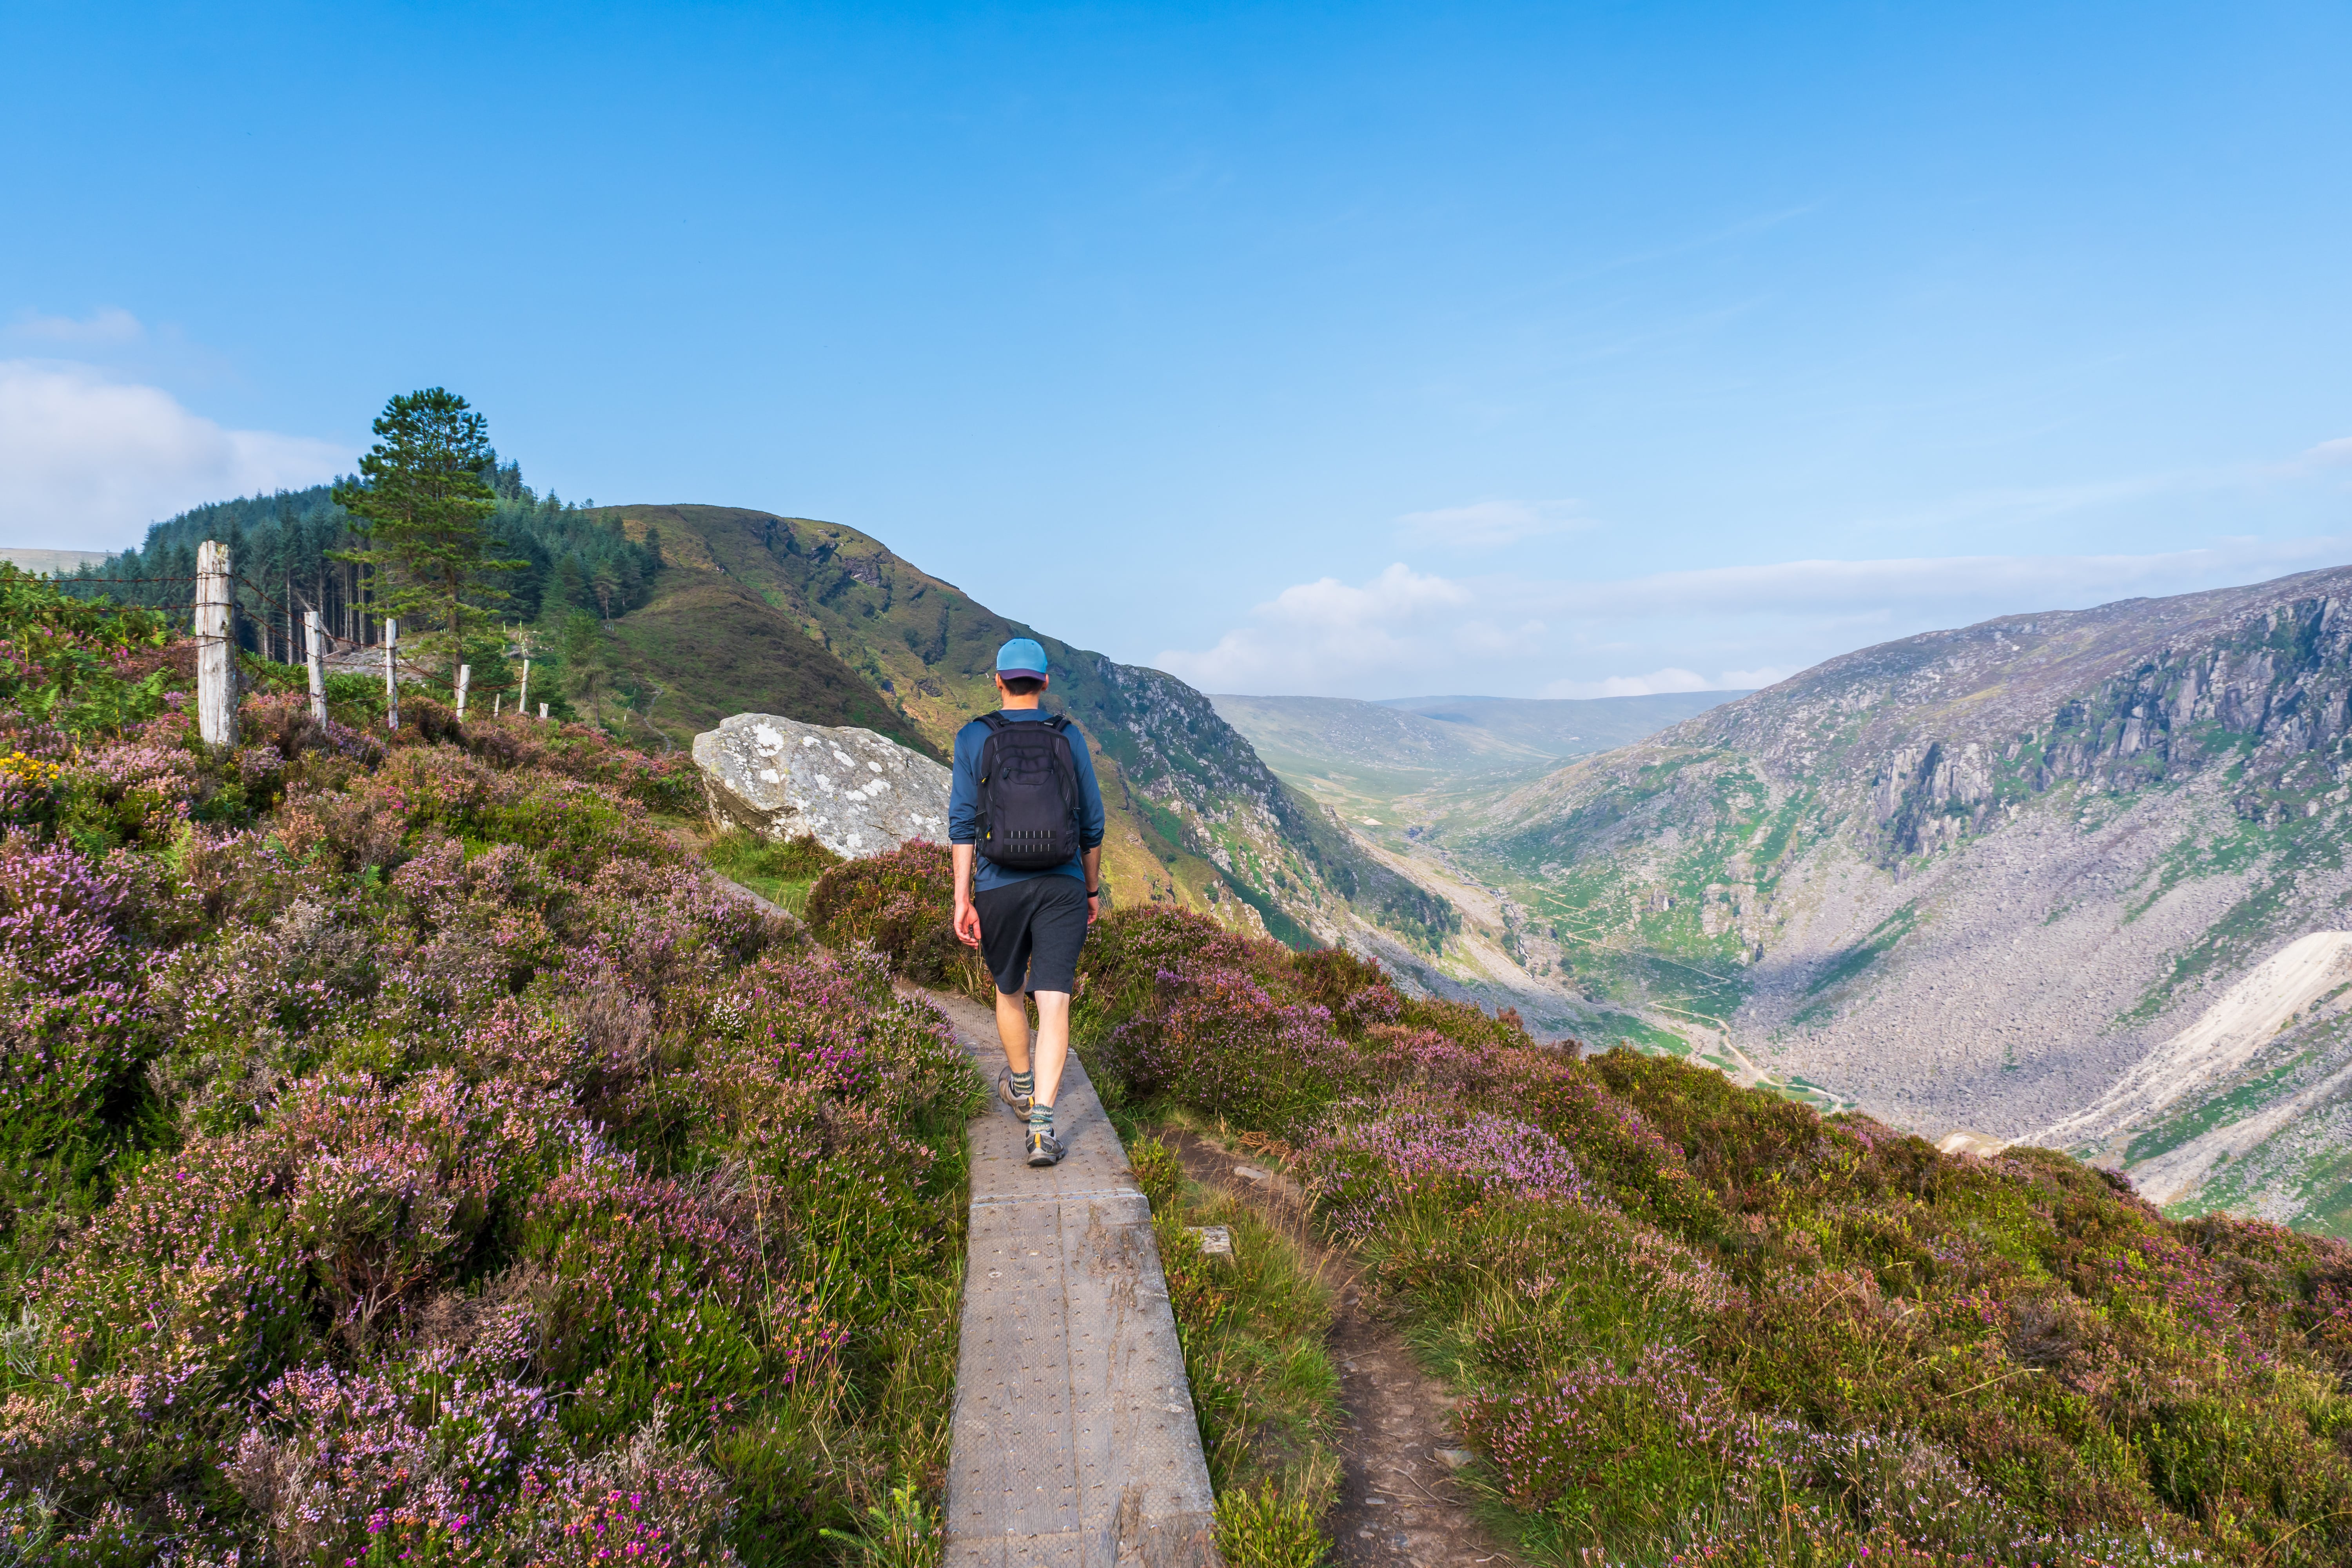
[455,664,471,721]
[305,608,328,725]
[539,702,549,720]
[518,658,530,719]
[383,618,401,730]
[195,540,238,747]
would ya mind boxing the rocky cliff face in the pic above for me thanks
[1444,564,2352,1233]
[1668,573,2352,865]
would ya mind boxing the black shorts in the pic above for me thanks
[973,874,1090,996]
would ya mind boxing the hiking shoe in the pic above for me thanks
[996,1068,1032,1118]
[1026,1128,1065,1167]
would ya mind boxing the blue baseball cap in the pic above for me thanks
[996,637,1048,680]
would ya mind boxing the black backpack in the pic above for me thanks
[975,712,1082,870]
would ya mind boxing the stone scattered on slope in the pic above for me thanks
[694,712,949,857]
[2036,930,2352,1151]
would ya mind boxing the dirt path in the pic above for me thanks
[1160,1130,1516,1568]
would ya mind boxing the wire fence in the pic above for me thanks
[50,565,492,659]
[46,557,567,728]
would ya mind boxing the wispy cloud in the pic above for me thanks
[8,307,145,345]
[1157,541,2352,698]
[1501,542,2352,621]
[1394,497,1586,550]
[1541,667,1717,699]
[1155,563,1481,691]
[0,361,350,548]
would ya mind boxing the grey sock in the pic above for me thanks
[1029,1102,1054,1135]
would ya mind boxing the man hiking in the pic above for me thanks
[950,637,1108,1167]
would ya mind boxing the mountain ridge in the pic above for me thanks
[593,504,1456,955]
[1421,561,2352,1230]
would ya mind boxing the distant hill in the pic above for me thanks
[1213,690,1743,800]
[0,548,113,575]
[1209,695,1552,788]
[1442,563,2352,1233]
[1376,691,1746,755]
[593,505,1454,952]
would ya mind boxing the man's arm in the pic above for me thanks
[953,844,982,947]
[1073,737,1107,924]
[949,723,984,947]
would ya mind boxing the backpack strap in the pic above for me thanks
[977,711,1010,731]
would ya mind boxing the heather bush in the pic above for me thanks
[804,841,988,997]
[1464,1343,1756,1531]
[0,565,175,737]
[0,588,980,1565]
[1064,901,2352,1564]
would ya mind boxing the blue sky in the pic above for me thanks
[3,1,2348,698]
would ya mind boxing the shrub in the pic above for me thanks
[803,841,986,995]
[1063,905,2352,1566]
[1213,1480,1326,1568]
[0,592,978,1566]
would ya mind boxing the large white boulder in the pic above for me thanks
[693,713,951,857]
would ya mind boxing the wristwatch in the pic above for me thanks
[1086,886,1100,897]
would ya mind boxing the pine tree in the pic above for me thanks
[331,389,522,676]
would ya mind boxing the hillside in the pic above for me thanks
[0,565,978,1563]
[589,505,1453,953]
[1210,693,1560,789]
[1428,563,2352,1232]
[1213,693,1743,806]
[842,848,2352,1568]
[1210,688,1750,1044]
[20,566,2352,1565]
[1378,690,1746,753]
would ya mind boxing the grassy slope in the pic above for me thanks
[818,856,2352,1568]
[608,571,935,756]
[0,571,979,1563]
[592,504,1449,949]
[594,503,1224,925]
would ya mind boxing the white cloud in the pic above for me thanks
[9,307,145,345]
[1159,542,2352,699]
[1501,541,2352,621]
[1542,668,1716,699]
[1718,665,1799,690]
[2306,436,2352,467]
[1156,563,1481,690]
[0,361,350,549]
[1394,497,1585,550]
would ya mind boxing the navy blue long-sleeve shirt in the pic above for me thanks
[948,710,1108,892]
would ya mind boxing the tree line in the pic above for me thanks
[63,389,669,735]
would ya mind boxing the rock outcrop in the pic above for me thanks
[694,713,949,857]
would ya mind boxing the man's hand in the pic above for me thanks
[955,899,982,948]
[1086,893,1099,926]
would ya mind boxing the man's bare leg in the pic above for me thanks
[995,989,1032,1078]
[1030,991,1071,1111]
[992,990,1071,1111]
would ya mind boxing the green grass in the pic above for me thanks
[1127,1131,1343,1548]
[704,827,844,915]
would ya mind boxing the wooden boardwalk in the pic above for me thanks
[914,988,1220,1568]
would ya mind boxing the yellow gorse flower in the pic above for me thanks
[0,750,64,787]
